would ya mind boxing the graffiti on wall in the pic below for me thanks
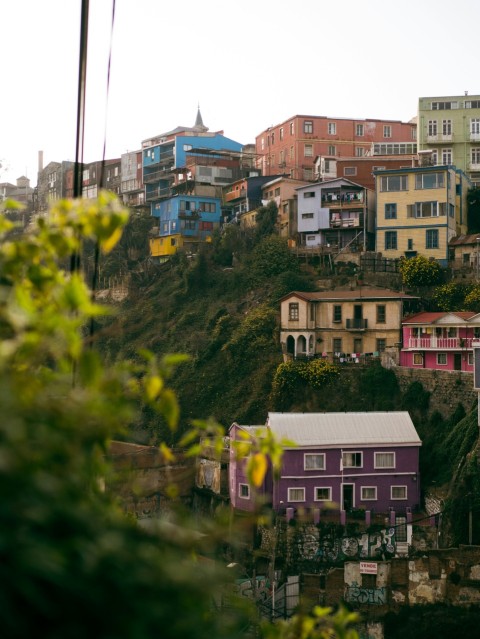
[345,581,387,605]
[295,527,396,565]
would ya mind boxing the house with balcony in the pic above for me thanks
[418,94,480,187]
[280,289,419,361]
[296,178,376,253]
[400,311,480,371]
[229,412,421,517]
[374,164,470,266]
[260,176,309,241]
[121,150,145,209]
[144,108,245,259]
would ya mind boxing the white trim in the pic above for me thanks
[374,451,395,469]
[391,485,408,500]
[361,486,377,500]
[288,487,306,502]
[281,471,415,479]
[239,483,250,499]
[304,453,325,471]
[342,450,363,469]
[314,486,332,501]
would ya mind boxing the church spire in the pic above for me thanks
[194,104,208,132]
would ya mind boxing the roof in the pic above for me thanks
[403,311,478,324]
[281,289,418,302]
[449,234,480,247]
[267,412,421,448]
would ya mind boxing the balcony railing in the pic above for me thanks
[143,167,174,183]
[346,318,368,330]
[405,337,473,349]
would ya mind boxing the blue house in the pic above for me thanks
[144,108,244,259]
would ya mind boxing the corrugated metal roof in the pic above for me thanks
[281,289,418,302]
[267,412,421,447]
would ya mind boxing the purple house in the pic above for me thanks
[400,311,480,371]
[229,412,421,517]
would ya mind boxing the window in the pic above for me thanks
[415,172,445,189]
[328,123,336,135]
[362,574,377,589]
[391,486,407,500]
[290,146,294,159]
[303,168,313,180]
[342,452,362,468]
[333,305,342,322]
[468,352,474,366]
[353,338,362,353]
[442,120,452,135]
[376,305,386,323]
[280,127,284,140]
[374,143,417,155]
[304,144,313,157]
[239,484,250,499]
[310,304,315,322]
[385,231,397,250]
[413,353,424,365]
[353,146,363,158]
[304,120,313,134]
[432,101,458,110]
[303,191,315,199]
[271,132,275,145]
[333,338,342,353]
[315,487,332,501]
[428,120,437,136]
[380,175,407,191]
[356,124,364,136]
[328,145,336,155]
[302,213,314,219]
[407,239,413,250]
[385,203,397,219]
[431,150,438,165]
[305,454,325,470]
[472,148,480,164]
[437,353,447,365]
[288,487,305,502]
[442,148,452,164]
[471,119,480,135]
[383,125,392,138]
[414,201,438,218]
[466,101,480,109]
[426,229,439,249]
[289,302,299,320]
[396,516,408,542]
[290,122,294,135]
[376,338,386,352]
[375,452,395,468]
[344,167,357,176]
[361,486,377,500]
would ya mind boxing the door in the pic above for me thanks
[342,483,354,511]
[454,353,462,371]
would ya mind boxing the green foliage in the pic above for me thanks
[399,255,443,288]
[223,303,278,360]
[463,284,480,311]
[255,201,279,239]
[250,235,299,283]
[432,282,473,311]
[271,359,340,409]
[384,604,480,639]
[401,381,430,414]
[356,363,400,411]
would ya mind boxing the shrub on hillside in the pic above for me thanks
[249,235,299,282]
[432,282,473,311]
[399,255,443,288]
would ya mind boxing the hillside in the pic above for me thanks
[94,220,480,540]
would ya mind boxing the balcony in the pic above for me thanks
[405,337,473,349]
[470,132,480,142]
[225,188,246,203]
[469,162,480,171]
[145,187,171,202]
[426,133,453,144]
[143,167,175,183]
[322,191,364,206]
[346,318,368,330]
[330,215,362,229]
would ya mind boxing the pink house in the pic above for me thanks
[400,312,480,371]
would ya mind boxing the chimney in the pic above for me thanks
[38,150,44,173]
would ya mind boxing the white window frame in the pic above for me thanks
[239,483,250,499]
[472,148,480,164]
[413,353,424,366]
[288,487,306,502]
[356,124,364,136]
[442,119,452,135]
[355,147,364,157]
[315,487,332,501]
[428,120,437,136]
[361,486,377,501]
[328,122,336,135]
[468,352,474,365]
[374,452,395,469]
[383,125,392,138]
[442,148,452,164]
[437,352,447,365]
[342,451,363,468]
[471,118,480,135]
[304,453,325,470]
[304,144,313,157]
[391,486,407,500]
[328,145,336,155]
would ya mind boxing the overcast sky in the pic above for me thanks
[2,0,480,186]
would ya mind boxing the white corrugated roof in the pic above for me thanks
[266,412,421,447]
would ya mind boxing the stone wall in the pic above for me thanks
[392,367,478,418]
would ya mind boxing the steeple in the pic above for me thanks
[193,104,208,132]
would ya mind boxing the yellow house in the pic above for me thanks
[374,165,470,267]
[280,289,418,360]
[150,234,183,259]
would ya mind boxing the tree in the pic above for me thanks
[432,282,473,311]
[463,284,480,311]
[255,201,279,239]
[399,255,443,288]
[0,194,359,638]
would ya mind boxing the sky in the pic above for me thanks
[2,0,480,186]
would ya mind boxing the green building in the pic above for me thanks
[418,94,480,187]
